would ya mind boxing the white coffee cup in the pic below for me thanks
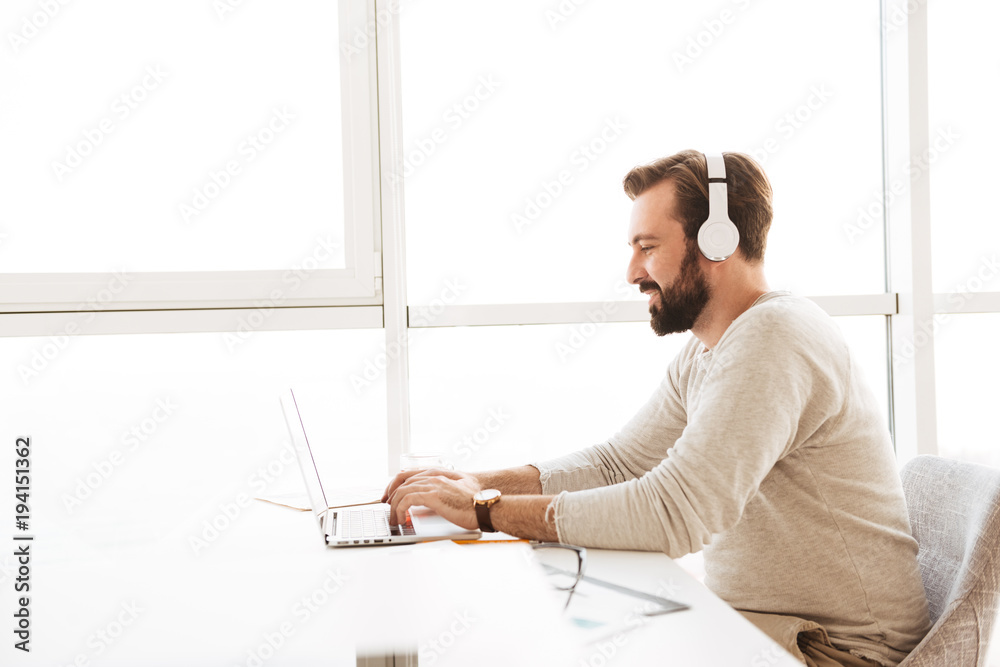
[399,452,454,472]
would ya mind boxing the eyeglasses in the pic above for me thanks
[530,542,587,610]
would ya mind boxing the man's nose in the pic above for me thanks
[626,253,646,287]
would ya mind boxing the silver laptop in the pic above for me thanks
[280,388,481,547]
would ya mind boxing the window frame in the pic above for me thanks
[381,0,1000,472]
[4,0,999,474]
[0,0,381,319]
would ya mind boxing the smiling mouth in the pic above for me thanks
[638,281,661,306]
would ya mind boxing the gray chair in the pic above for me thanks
[898,455,1000,666]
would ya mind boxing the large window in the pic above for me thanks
[397,0,894,464]
[400,0,885,304]
[934,314,1000,468]
[0,0,378,312]
[923,1,1000,466]
[1,0,991,477]
[928,2,1000,293]
[408,318,889,471]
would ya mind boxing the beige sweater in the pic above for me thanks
[532,292,931,665]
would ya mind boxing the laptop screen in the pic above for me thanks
[279,388,331,526]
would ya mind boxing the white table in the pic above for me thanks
[349,538,802,666]
[7,497,798,666]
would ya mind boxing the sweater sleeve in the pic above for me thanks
[548,303,848,557]
[530,338,694,494]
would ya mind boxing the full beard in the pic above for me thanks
[642,243,712,337]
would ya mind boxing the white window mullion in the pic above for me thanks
[0,269,376,313]
[408,295,898,329]
[885,0,939,463]
[0,306,382,338]
[933,291,1000,314]
[375,0,411,476]
[340,0,379,298]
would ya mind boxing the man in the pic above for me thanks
[383,150,930,667]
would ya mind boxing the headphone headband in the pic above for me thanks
[706,154,727,181]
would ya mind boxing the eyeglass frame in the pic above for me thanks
[530,542,587,608]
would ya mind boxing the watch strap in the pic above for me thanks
[475,498,497,533]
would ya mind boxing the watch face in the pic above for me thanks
[476,489,501,502]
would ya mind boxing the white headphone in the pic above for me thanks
[697,153,740,261]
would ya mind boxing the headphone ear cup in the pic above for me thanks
[698,218,739,261]
[700,153,740,261]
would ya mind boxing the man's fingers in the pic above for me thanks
[386,476,458,524]
[395,491,435,526]
[390,474,454,504]
[381,469,414,502]
[387,480,436,525]
[381,468,425,503]
[382,467,466,502]
[385,475,478,531]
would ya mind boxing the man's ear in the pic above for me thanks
[698,252,726,275]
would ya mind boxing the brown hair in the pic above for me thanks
[622,150,773,263]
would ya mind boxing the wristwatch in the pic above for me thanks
[473,489,502,532]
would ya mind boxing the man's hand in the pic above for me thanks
[381,467,483,504]
[383,468,483,530]
[381,466,557,540]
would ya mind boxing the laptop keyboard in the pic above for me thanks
[341,507,414,539]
